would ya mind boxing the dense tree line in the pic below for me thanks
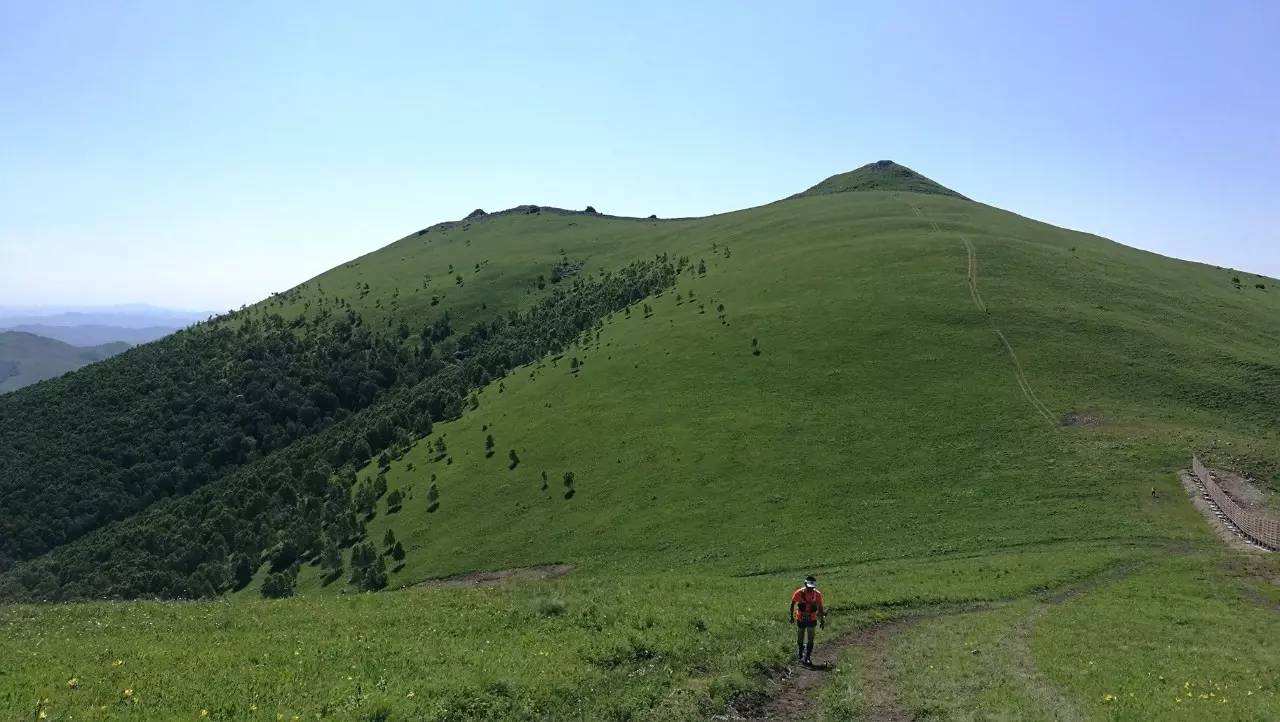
[0,308,415,572]
[0,255,681,601]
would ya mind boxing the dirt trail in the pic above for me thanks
[900,197,1054,424]
[413,564,573,589]
[737,561,1144,721]
[733,617,927,721]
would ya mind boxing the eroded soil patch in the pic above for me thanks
[414,564,574,589]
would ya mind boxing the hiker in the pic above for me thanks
[789,575,825,664]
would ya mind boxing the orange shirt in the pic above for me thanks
[791,587,824,622]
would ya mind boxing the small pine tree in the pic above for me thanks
[372,473,387,498]
[351,542,376,570]
[319,537,342,575]
[698,259,707,275]
[390,541,406,562]
[433,436,447,460]
[229,553,255,589]
[485,434,495,457]
[541,470,549,491]
[386,488,404,510]
[383,528,397,549]
[362,556,388,591]
[426,482,440,512]
[354,482,377,516]
[563,471,576,499]
[508,449,520,469]
[261,564,298,599]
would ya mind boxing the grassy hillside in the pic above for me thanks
[0,331,129,393]
[4,163,1280,720]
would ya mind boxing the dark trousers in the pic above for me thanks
[796,620,816,659]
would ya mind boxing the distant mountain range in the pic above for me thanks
[0,305,212,392]
[0,323,180,347]
[0,331,131,393]
[0,304,211,350]
[0,304,211,328]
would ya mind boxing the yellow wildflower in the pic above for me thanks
[1102,693,1116,702]
[407,691,416,699]
[67,677,79,689]
[201,710,209,717]
[123,688,134,698]
[113,659,124,667]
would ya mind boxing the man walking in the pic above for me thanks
[790,575,825,664]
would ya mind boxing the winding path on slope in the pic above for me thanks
[900,195,1055,423]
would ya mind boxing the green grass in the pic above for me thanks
[6,164,1280,719]
[3,545,1136,720]
[820,553,1280,721]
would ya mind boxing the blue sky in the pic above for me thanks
[2,1,1277,310]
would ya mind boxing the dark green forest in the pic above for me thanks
[0,255,681,601]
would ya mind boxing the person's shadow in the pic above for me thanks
[801,661,835,671]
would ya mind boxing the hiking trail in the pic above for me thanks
[899,196,1054,423]
[734,560,1144,720]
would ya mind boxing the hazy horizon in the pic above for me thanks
[3,2,1277,310]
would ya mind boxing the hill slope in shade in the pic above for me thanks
[0,331,130,393]
[4,164,1280,720]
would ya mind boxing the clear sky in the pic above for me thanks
[2,1,1277,310]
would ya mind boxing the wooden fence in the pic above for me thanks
[1191,455,1280,551]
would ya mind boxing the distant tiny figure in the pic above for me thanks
[789,575,826,665]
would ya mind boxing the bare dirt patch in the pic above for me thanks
[1059,410,1102,428]
[414,564,573,589]
[1216,470,1268,508]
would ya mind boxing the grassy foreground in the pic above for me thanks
[6,544,1138,720]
